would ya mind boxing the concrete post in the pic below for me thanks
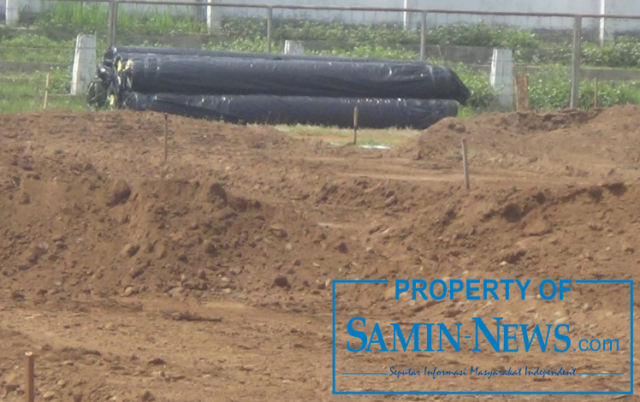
[599,0,612,45]
[71,34,97,95]
[5,0,19,25]
[402,0,412,30]
[284,40,304,55]
[570,16,582,109]
[490,48,515,111]
[206,0,222,34]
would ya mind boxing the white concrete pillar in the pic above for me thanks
[599,0,613,44]
[402,0,412,30]
[284,40,304,55]
[490,48,515,111]
[5,0,20,25]
[71,34,97,95]
[206,0,222,34]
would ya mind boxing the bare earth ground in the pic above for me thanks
[0,106,639,401]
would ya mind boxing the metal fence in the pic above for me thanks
[3,0,640,114]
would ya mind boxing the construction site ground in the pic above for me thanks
[0,106,638,401]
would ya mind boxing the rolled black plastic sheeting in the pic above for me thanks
[123,55,471,105]
[121,92,458,130]
[104,46,428,65]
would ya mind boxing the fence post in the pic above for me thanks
[206,0,222,34]
[599,0,610,45]
[71,34,98,95]
[266,7,273,53]
[108,0,119,47]
[5,0,19,25]
[490,49,515,111]
[570,16,582,109]
[402,0,410,30]
[420,11,427,61]
[284,40,304,55]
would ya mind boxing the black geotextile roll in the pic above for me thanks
[121,92,458,130]
[104,45,426,64]
[122,55,471,104]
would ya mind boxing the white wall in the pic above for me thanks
[4,0,640,36]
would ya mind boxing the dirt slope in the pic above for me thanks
[0,107,638,401]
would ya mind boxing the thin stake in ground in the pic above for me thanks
[462,139,470,190]
[164,114,169,163]
[25,352,34,402]
[353,106,359,145]
[43,73,50,110]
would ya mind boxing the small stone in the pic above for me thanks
[284,243,293,252]
[273,276,290,288]
[124,286,135,297]
[58,379,67,387]
[335,242,348,254]
[121,244,139,258]
[106,179,131,207]
[147,358,166,366]
[129,266,145,279]
[62,360,74,366]
[197,269,207,280]
[140,391,155,402]
[270,224,288,238]
[523,218,552,236]
[43,391,56,400]
[588,222,603,231]
[168,287,184,297]
[582,303,592,312]
[4,384,19,395]
[202,240,218,256]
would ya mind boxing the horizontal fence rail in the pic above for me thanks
[33,0,640,19]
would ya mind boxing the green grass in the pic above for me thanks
[0,69,87,113]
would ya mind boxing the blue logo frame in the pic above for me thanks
[331,279,634,395]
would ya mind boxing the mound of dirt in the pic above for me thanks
[392,108,603,161]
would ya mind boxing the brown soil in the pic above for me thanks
[0,107,638,401]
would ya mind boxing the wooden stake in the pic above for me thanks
[353,106,359,145]
[164,114,168,163]
[594,78,599,108]
[461,139,470,190]
[25,352,34,402]
[514,74,530,112]
[43,73,50,110]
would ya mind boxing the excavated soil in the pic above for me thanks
[0,107,639,401]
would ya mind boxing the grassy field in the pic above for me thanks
[3,2,640,115]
